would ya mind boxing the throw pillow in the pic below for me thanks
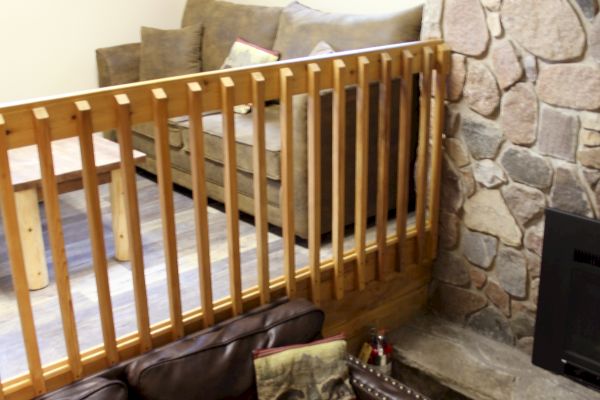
[273,2,423,60]
[309,40,335,56]
[139,24,203,81]
[253,334,356,400]
[221,38,280,114]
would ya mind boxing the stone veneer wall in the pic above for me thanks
[422,0,600,353]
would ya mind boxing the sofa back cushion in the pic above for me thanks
[182,0,282,72]
[36,377,128,400]
[125,298,324,400]
[273,2,423,60]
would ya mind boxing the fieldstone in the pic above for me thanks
[531,278,540,305]
[461,115,504,159]
[464,61,500,116]
[537,65,600,111]
[431,283,488,322]
[575,0,598,19]
[443,0,489,56]
[464,189,523,246]
[473,159,506,188]
[439,211,460,250]
[526,250,541,279]
[595,185,600,217]
[461,167,476,197]
[433,251,471,286]
[448,53,466,101]
[487,12,502,38]
[470,267,487,289]
[441,155,465,213]
[491,41,522,90]
[582,167,600,187]
[445,105,460,137]
[589,11,600,62]
[582,129,600,147]
[517,337,534,356]
[550,164,594,217]
[524,220,545,256]
[581,111,600,131]
[485,280,511,317]
[461,228,498,269]
[445,137,470,167]
[500,147,553,189]
[511,312,536,339]
[501,183,545,227]
[538,107,579,162]
[467,306,515,345]
[496,245,528,298]
[578,148,600,169]
[481,0,501,11]
[502,0,585,61]
[522,53,537,82]
[501,83,537,146]
[421,0,443,38]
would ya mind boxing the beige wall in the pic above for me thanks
[0,0,423,105]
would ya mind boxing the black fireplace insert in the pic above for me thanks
[533,208,600,390]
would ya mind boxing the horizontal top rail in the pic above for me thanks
[0,40,443,149]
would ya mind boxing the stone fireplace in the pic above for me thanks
[423,0,600,353]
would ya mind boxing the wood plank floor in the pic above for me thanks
[0,173,402,381]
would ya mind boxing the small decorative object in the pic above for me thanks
[365,328,393,375]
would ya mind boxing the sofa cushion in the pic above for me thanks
[273,2,423,60]
[125,298,324,400]
[181,0,282,72]
[139,24,203,81]
[36,377,128,400]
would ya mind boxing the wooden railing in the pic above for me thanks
[0,39,449,399]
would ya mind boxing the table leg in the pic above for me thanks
[14,189,49,290]
[110,169,130,261]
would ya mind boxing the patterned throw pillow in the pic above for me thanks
[221,38,280,114]
[253,334,356,400]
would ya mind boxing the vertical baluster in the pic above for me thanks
[187,82,214,327]
[429,44,451,259]
[354,56,370,291]
[332,59,347,300]
[251,72,270,305]
[75,102,119,368]
[395,51,415,268]
[307,63,322,305]
[114,94,152,352]
[152,88,184,339]
[220,77,243,316]
[416,48,434,265]
[279,68,296,298]
[0,376,4,400]
[375,53,393,280]
[0,115,46,395]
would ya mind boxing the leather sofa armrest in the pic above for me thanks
[347,355,429,400]
[96,43,141,87]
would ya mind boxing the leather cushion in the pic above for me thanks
[125,298,324,400]
[273,2,423,60]
[139,24,203,81]
[181,0,282,72]
[35,377,128,400]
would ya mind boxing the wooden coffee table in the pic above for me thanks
[8,134,145,290]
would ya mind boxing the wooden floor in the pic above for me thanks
[0,173,400,381]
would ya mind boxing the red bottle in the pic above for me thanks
[367,328,393,375]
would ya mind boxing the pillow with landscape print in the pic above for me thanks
[253,334,355,400]
[220,37,280,114]
[139,24,203,81]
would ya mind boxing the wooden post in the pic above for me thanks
[110,168,130,261]
[0,114,46,395]
[114,94,153,352]
[220,77,243,316]
[280,67,296,299]
[354,56,370,291]
[332,59,347,300]
[152,88,184,339]
[307,63,322,305]
[187,82,214,327]
[251,72,270,306]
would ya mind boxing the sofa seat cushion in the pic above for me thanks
[181,0,282,72]
[125,298,324,400]
[273,1,423,60]
[36,377,128,400]
[179,105,283,180]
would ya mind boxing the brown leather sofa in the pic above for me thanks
[96,0,423,239]
[36,298,427,400]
